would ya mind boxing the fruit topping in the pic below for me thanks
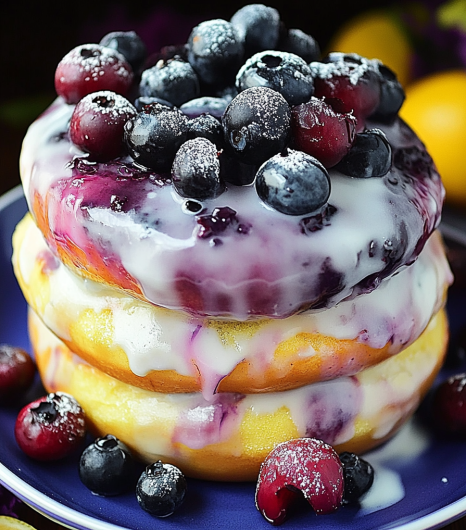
[222,86,291,165]
[180,96,230,119]
[278,28,321,63]
[335,129,392,178]
[339,452,374,504]
[196,206,250,240]
[124,102,188,172]
[219,151,256,186]
[187,19,244,88]
[139,57,200,107]
[69,91,137,161]
[255,438,344,525]
[172,137,223,200]
[100,31,147,74]
[187,113,224,148]
[291,97,357,168]
[370,62,405,122]
[311,53,381,131]
[79,434,136,496]
[0,345,35,405]
[14,392,86,460]
[136,461,187,517]
[255,149,330,215]
[236,50,314,106]
[432,373,466,436]
[55,44,133,104]
[230,4,280,57]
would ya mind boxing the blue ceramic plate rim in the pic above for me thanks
[2,185,466,530]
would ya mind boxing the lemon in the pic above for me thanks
[0,516,37,530]
[400,70,466,206]
[329,10,412,87]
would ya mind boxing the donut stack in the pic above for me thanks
[13,5,451,480]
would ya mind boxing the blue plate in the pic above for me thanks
[2,185,466,530]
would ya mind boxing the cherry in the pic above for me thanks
[0,345,36,405]
[69,91,137,161]
[291,97,357,168]
[255,438,344,525]
[15,392,86,460]
[55,44,133,104]
[432,373,466,436]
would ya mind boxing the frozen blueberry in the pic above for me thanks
[139,57,200,107]
[222,86,291,166]
[335,129,392,178]
[187,113,224,147]
[340,452,374,504]
[180,96,230,119]
[136,461,187,517]
[187,19,244,87]
[370,61,405,121]
[255,149,330,215]
[236,50,314,106]
[230,4,280,56]
[79,434,136,496]
[100,30,147,73]
[172,137,223,200]
[278,28,321,62]
[124,102,189,172]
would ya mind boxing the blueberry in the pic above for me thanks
[139,57,200,107]
[335,129,392,178]
[135,96,173,111]
[187,113,224,148]
[255,149,330,215]
[180,96,230,119]
[219,151,256,186]
[230,4,280,56]
[136,461,187,517]
[278,28,321,63]
[124,102,188,172]
[187,19,244,87]
[172,138,223,200]
[236,50,314,106]
[79,434,135,496]
[339,452,374,504]
[222,86,291,166]
[370,62,406,121]
[100,31,147,73]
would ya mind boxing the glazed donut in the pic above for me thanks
[13,213,451,395]
[20,99,444,319]
[29,307,448,481]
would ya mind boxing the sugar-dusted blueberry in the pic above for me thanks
[187,113,224,148]
[187,19,244,87]
[236,50,314,106]
[311,53,381,131]
[136,461,187,517]
[219,151,256,186]
[100,31,147,73]
[222,86,291,166]
[370,61,405,122]
[255,438,344,525]
[291,96,356,167]
[339,452,374,504]
[255,149,330,215]
[124,102,188,172]
[79,434,136,496]
[335,128,392,178]
[55,44,133,104]
[70,91,137,161]
[0,345,35,405]
[172,137,223,200]
[278,28,321,63]
[139,57,200,107]
[135,96,173,111]
[180,96,230,119]
[230,4,280,56]
[15,392,86,461]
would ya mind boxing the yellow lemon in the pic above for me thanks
[400,70,466,206]
[0,516,37,530]
[329,10,412,87]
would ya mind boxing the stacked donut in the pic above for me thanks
[13,5,451,481]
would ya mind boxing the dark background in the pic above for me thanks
[0,0,394,197]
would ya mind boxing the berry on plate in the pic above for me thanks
[339,451,374,504]
[432,373,466,435]
[14,392,86,460]
[255,438,344,525]
[0,345,35,404]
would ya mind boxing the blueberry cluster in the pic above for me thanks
[60,4,406,218]
[79,434,187,517]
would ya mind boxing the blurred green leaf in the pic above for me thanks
[0,94,55,129]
